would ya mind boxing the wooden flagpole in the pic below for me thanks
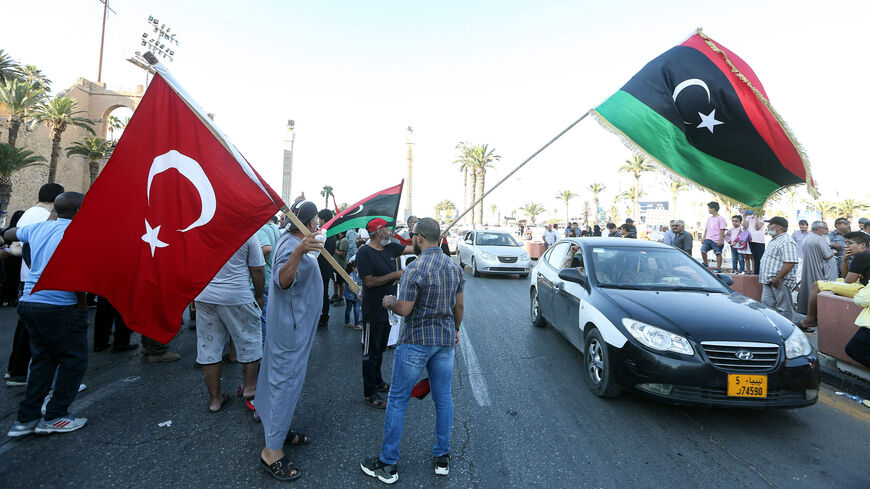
[441,112,590,237]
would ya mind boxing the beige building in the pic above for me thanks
[0,78,143,222]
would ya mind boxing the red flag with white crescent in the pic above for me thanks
[33,64,284,343]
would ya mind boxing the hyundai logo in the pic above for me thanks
[735,350,753,361]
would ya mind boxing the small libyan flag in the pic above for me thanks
[591,29,816,208]
[320,180,404,237]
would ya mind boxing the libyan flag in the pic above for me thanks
[320,180,403,237]
[591,29,816,208]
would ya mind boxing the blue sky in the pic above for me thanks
[3,0,868,219]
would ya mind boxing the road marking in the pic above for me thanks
[819,388,870,424]
[0,376,140,456]
[459,328,491,407]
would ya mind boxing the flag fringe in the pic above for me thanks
[590,109,806,211]
[695,28,820,200]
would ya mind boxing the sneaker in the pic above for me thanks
[6,376,26,387]
[360,456,398,484]
[7,419,39,437]
[3,373,9,379]
[434,454,450,476]
[147,351,181,363]
[35,416,87,434]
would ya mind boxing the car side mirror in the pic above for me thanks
[717,273,734,286]
[559,268,588,288]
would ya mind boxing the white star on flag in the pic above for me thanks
[141,219,169,257]
[697,109,724,133]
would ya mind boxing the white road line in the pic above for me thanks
[459,328,491,407]
[0,376,140,456]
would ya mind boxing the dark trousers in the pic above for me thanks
[6,318,31,377]
[17,302,88,422]
[2,258,22,304]
[319,267,331,325]
[93,297,131,347]
[141,336,169,356]
[846,328,870,370]
[362,319,391,397]
[749,242,765,270]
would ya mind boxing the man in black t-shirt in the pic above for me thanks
[355,218,412,408]
[801,231,870,330]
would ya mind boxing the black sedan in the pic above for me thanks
[529,238,819,407]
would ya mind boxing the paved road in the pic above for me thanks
[1,259,869,488]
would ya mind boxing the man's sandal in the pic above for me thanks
[377,383,390,393]
[285,430,311,446]
[364,394,387,409]
[260,456,300,481]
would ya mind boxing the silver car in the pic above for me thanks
[457,230,531,277]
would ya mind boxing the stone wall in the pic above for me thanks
[0,78,143,223]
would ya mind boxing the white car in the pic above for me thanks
[457,230,531,277]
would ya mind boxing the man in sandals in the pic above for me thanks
[256,200,323,482]
[361,217,464,484]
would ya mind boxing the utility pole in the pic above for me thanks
[282,120,296,204]
[96,0,116,83]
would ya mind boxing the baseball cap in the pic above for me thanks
[744,210,755,215]
[765,216,788,228]
[288,200,318,231]
[366,218,389,233]
[625,218,634,223]
[859,217,869,225]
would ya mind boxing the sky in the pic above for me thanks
[3,0,868,222]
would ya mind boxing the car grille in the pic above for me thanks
[669,385,807,403]
[498,256,518,263]
[487,267,526,272]
[700,341,780,372]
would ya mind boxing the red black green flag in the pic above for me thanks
[320,180,404,237]
[592,29,817,208]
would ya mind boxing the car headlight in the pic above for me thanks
[784,327,812,359]
[519,253,530,261]
[478,251,496,261]
[622,318,694,356]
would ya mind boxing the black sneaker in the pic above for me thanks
[434,454,450,475]
[360,456,398,484]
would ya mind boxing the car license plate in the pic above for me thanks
[727,374,767,398]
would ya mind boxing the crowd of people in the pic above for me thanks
[1,186,466,484]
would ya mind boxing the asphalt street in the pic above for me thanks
[1,258,870,488]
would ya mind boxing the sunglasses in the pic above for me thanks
[409,232,418,238]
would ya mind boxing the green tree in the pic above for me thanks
[107,115,123,141]
[320,185,334,208]
[587,183,605,223]
[455,143,500,226]
[618,185,645,217]
[15,64,51,93]
[32,96,95,183]
[813,200,836,220]
[453,142,473,225]
[619,154,656,219]
[840,198,868,219]
[556,190,577,225]
[0,79,44,146]
[520,202,545,225]
[489,203,498,225]
[669,180,689,210]
[65,136,112,188]
[0,49,19,84]
[582,201,591,224]
[0,143,46,217]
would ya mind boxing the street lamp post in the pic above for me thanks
[127,15,179,86]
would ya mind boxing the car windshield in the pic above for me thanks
[590,246,727,291]
[476,232,519,246]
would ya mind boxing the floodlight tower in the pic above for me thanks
[126,15,179,85]
[404,126,415,220]
[282,120,296,204]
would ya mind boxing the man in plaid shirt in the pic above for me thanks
[758,216,799,320]
[360,217,465,484]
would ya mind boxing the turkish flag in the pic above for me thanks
[34,68,284,343]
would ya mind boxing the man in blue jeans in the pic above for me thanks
[360,217,464,484]
[4,192,90,437]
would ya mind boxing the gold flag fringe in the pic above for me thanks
[695,28,819,200]
[589,109,807,211]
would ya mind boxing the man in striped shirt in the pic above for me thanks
[361,217,465,484]
[758,216,799,320]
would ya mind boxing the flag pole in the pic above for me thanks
[441,111,590,237]
[280,206,360,294]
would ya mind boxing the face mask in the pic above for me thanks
[767,229,777,236]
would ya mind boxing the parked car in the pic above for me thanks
[458,230,531,277]
[529,237,819,407]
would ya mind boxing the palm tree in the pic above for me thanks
[467,144,500,225]
[15,64,51,93]
[65,137,112,188]
[453,142,473,225]
[813,200,836,220]
[618,185,645,217]
[32,96,95,183]
[619,154,656,219]
[608,205,620,222]
[0,143,46,217]
[556,190,577,225]
[840,198,868,219]
[0,79,44,146]
[320,185,334,208]
[107,115,123,141]
[520,202,545,225]
[0,49,19,84]
[669,180,689,210]
[489,203,498,225]
[587,183,605,223]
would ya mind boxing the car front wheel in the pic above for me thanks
[530,288,545,328]
[471,258,480,277]
[584,329,621,398]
